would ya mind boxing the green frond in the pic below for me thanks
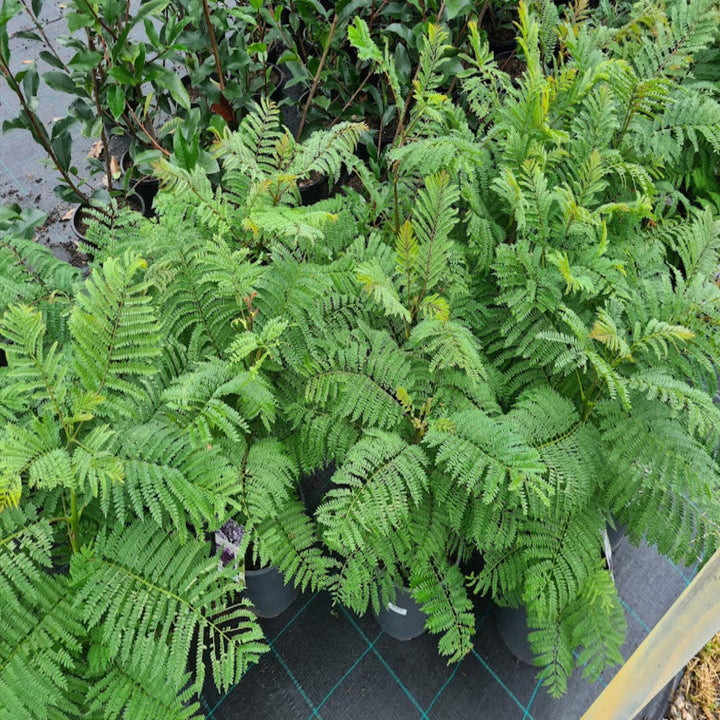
[658,208,720,283]
[291,122,366,187]
[72,519,267,696]
[628,371,720,437]
[412,171,460,294]
[83,662,200,720]
[0,506,84,719]
[283,402,360,473]
[0,232,79,321]
[69,252,162,419]
[410,557,474,663]
[303,329,410,430]
[599,401,720,564]
[0,304,68,412]
[103,421,236,537]
[425,410,546,505]
[255,498,336,593]
[567,569,626,683]
[161,359,251,444]
[241,438,297,524]
[214,98,284,178]
[356,258,411,321]
[317,431,429,553]
[409,318,486,383]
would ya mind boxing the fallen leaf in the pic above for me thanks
[21,59,33,65]
[110,156,121,178]
[60,208,74,221]
[87,141,104,159]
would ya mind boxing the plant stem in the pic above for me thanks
[393,1,445,146]
[79,0,117,41]
[69,491,79,554]
[87,32,114,190]
[126,106,171,156]
[17,0,69,72]
[202,0,225,92]
[330,65,375,126]
[296,12,339,139]
[0,56,91,203]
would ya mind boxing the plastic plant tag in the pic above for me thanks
[215,519,245,582]
[388,602,407,616]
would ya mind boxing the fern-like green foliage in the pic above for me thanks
[282,0,720,695]
[3,0,720,707]
[153,99,366,258]
[0,238,331,716]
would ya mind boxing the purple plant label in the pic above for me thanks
[388,602,407,616]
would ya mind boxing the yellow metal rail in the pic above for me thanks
[580,548,720,720]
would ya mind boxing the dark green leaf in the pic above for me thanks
[108,66,136,85]
[68,49,102,72]
[44,71,83,96]
[135,0,171,21]
[154,69,190,111]
[66,9,95,32]
[51,132,72,172]
[107,84,125,120]
[173,130,198,171]
[445,0,473,20]
[39,50,67,70]
[21,65,39,101]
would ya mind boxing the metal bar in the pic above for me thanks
[580,548,720,720]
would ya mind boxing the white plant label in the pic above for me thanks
[388,602,407,616]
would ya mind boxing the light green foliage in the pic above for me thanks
[290,0,720,696]
[2,0,720,707]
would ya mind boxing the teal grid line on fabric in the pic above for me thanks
[422,661,463,718]
[523,679,543,720]
[204,591,319,717]
[272,645,326,720]
[269,592,320,647]
[667,557,694,586]
[420,608,492,718]
[471,648,537,720]
[339,606,428,718]
[304,629,384,720]
[199,693,215,720]
[620,599,651,634]
[572,649,608,688]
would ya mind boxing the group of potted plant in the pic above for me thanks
[2,0,720,717]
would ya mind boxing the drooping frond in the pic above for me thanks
[317,430,429,553]
[425,409,547,506]
[71,519,267,696]
[291,121,366,186]
[254,498,336,593]
[102,421,237,538]
[0,505,84,720]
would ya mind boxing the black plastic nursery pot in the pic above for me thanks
[71,192,145,246]
[375,585,427,641]
[298,171,331,205]
[495,605,536,665]
[244,565,298,618]
[489,38,517,61]
[121,150,160,217]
